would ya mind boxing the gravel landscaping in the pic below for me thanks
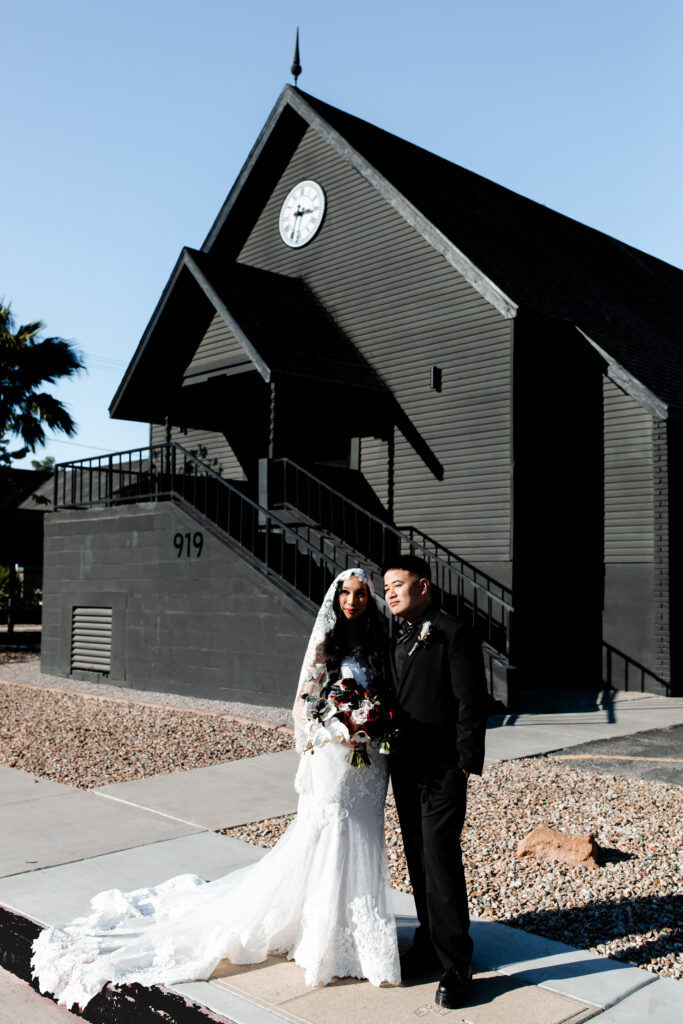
[1,665,680,980]
[0,679,292,788]
[0,654,292,725]
[222,760,683,981]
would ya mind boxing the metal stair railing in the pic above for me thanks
[53,444,354,610]
[397,525,512,606]
[270,457,513,656]
[602,642,671,696]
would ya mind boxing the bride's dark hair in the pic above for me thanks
[319,577,388,694]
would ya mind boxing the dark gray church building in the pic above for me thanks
[41,86,683,707]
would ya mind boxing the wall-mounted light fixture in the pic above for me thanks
[430,365,443,392]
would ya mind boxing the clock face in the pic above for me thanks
[278,180,326,248]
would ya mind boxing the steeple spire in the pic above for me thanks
[291,27,302,87]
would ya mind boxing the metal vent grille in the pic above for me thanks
[71,606,112,673]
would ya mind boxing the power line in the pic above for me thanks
[40,438,122,453]
[81,351,127,372]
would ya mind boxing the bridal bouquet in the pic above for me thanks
[301,679,397,767]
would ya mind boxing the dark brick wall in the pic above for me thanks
[653,418,683,696]
[653,419,671,685]
[41,502,313,708]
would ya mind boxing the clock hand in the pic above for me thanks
[297,208,314,242]
[288,204,316,242]
[290,205,305,241]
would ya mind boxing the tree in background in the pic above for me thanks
[0,302,84,465]
[30,456,55,471]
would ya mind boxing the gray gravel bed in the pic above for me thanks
[0,679,292,788]
[222,758,683,981]
[0,655,291,725]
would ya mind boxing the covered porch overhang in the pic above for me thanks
[110,249,442,481]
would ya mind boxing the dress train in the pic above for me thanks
[32,723,400,1009]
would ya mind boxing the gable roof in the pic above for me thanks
[188,252,386,391]
[113,85,683,421]
[294,89,683,415]
[109,245,386,424]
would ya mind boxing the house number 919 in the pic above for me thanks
[174,531,204,558]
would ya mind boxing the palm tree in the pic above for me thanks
[0,302,84,464]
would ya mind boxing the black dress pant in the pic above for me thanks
[391,760,472,970]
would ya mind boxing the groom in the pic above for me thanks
[383,555,488,1009]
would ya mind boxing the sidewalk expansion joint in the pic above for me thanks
[93,789,211,829]
[0,828,210,886]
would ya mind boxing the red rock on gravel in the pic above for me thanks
[516,825,602,869]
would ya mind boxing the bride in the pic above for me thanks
[32,568,401,1009]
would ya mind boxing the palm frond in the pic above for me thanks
[19,338,85,384]
[15,321,47,344]
[28,392,77,435]
[0,302,83,459]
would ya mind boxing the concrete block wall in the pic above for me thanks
[41,502,313,708]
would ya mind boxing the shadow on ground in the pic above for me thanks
[504,893,681,971]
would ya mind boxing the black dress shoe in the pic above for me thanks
[399,946,442,980]
[435,965,473,1008]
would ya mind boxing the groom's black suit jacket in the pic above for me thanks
[389,608,488,776]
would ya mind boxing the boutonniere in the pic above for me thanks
[408,620,433,656]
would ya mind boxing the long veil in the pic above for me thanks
[291,567,378,751]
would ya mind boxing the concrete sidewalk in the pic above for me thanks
[485,690,683,764]
[1,689,681,1022]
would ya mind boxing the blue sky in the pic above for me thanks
[3,0,683,467]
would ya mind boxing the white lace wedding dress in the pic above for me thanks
[32,646,400,1009]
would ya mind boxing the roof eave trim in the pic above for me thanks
[109,250,189,418]
[576,328,668,420]
[286,88,517,321]
[183,251,272,383]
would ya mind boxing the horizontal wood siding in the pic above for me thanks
[603,377,653,563]
[359,437,389,508]
[150,423,243,480]
[238,128,511,561]
[184,311,244,377]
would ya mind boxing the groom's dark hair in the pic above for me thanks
[381,554,431,580]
